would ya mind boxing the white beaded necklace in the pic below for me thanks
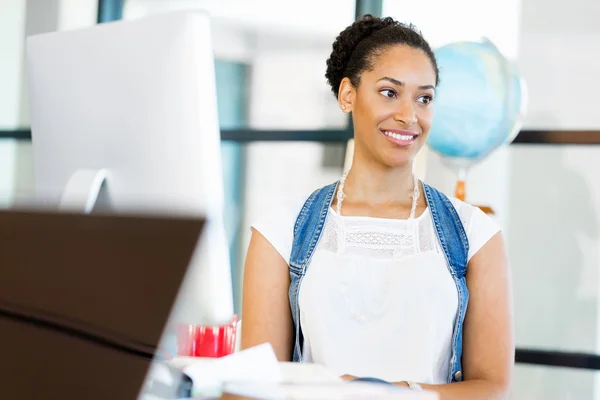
[335,170,421,219]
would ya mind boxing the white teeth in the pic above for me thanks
[383,131,415,141]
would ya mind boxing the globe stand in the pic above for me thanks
[453,179,495,215]
[452,166,495,215]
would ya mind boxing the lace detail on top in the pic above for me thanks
[320,199,475,260]
[346,231,414,248]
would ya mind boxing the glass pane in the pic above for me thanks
[215,59,248,313]
[507,145,600,354]
[0,140,34,209]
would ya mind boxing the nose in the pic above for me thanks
[393,97,417,126]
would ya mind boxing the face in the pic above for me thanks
[339,45,437,168]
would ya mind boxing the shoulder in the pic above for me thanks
[251,186,331,265]
[446,196,502,262]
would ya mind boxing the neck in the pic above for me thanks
[344,151,415,205]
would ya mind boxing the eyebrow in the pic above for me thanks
[377,76,435,91]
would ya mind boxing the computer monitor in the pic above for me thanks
[26,11,233,326]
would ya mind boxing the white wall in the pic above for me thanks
[518,0,600,129]
[125,0,355,40]
[518,31,600,129]
[55,0,97,31]
[384,0,521,59]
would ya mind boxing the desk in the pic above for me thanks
[219,382,438,400]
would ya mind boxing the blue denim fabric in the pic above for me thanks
[288,181,469,383]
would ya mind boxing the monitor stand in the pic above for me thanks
[58,168,235,327]
[59,169,110,214]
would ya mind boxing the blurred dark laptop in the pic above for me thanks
[0,210,205,399]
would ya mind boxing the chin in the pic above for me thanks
[378,149,417,169]
[380,156,414,169]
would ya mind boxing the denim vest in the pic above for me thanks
[288,181,469,384]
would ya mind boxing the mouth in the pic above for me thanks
[380,129,419,147]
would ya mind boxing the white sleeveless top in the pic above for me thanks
[253,195,499,384]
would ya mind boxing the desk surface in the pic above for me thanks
[219,382,438,400]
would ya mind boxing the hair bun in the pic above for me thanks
[325,15,397,97]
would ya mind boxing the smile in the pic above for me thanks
[381,130,418,146]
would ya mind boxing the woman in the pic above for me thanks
[241,14,513,399]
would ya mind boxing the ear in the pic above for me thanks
[338,77,355,113]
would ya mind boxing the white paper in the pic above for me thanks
[205,342,283,384]
[279,362,342,384]
[168,342,282,396]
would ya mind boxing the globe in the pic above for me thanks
[428,39,527,165]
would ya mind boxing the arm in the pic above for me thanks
[241,228,294,361]
[393,232,514,399]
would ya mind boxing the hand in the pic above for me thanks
[340,374,358,381]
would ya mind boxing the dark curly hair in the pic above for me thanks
[325,14,439,98]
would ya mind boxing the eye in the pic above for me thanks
[417,95,434,104]
[379,89,397,99]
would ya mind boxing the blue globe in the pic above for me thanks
[428,39,527,163]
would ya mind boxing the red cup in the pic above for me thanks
[175,315,238,358]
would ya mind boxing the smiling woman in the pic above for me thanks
[242,14,513,400]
